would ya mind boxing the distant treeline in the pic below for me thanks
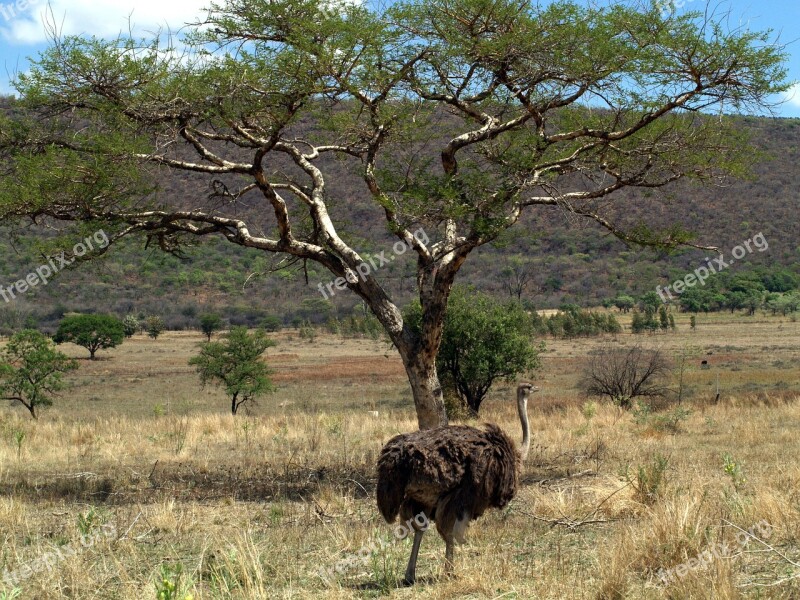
[531,305,623,338]
[606,267,799,316]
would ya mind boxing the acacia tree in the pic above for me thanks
[0,329,78,419]
[53,314,126,359]
[199,313,223,341]
[0,0,787,428]
[189,326,275,415]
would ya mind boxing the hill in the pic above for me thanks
[1,94,799,331]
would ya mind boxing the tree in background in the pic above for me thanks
[0,330,78,418]
[405,288,541,415]
[500,256,535,302]
[53,314,125,360]
[189,327,275,415]
[199,313,223,342]
[612,295,636,314]
[260,315,282,332]
[659,306,670,332]
[146,316,165,340]
[581,344,670,410]
[0,0,787,428]
[122,315,139,338]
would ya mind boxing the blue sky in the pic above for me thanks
[1,0,799,116]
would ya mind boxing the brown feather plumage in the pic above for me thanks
[375,383,536,583]
[377,423,520,540]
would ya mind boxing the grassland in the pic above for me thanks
[1,312,800,599]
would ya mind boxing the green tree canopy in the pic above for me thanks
[146,316,166,339]
[0,0,789,428]
[405,288,541,414]
[53,314,125,359]
[189,326,276,415]
[122,314,139,338]
[0,329,78,418]
[199,313,223,341]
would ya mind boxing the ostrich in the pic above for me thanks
[376,382,538,584]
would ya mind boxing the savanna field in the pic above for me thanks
[1,313,800,599]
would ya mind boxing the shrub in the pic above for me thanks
[146,316,166,339]
[581,344,670,410]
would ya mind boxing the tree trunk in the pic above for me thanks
[364,290,449,430]
[90,348,97,360]
[402,354,448,430]
[231,393,238,415]
[28,403,37,419]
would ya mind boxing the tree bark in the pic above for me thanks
[361,281,450,430]
[401,352,448,430]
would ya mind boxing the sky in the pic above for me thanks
[0,0,799,117]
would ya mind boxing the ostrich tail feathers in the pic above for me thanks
[376,435,410,523]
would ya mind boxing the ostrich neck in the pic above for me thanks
[517,392,530,462]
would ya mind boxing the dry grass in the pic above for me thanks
[1,315,800,598]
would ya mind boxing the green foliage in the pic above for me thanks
[260,315,282,332]
[77,507,104,536]
[11,428,25,460]
[154,563,192,600]
[626,453,670,505]
[659,306,670,331]
[199,313,223,341]
[612,295,636,313]
[189,327,276,415]
[298,320,317,343]
[405,288,542,414]
[146,316,165,339]
[326,315,383,339]
[633,402,691,434]
[0,329,78,418]
[122,314,139,338]
[631,310,659,334]
[53,314,125,359]
[722,453,747,491]
[538,306,621,338]
[0,0,788,312]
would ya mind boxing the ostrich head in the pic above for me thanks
[516,382,539,461]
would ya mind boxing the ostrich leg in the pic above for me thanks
[403,529,425,585]
[444,538,455,577]
[444,514,469,577]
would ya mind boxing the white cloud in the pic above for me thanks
[0,0,209,44]
[782,83,800,109]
